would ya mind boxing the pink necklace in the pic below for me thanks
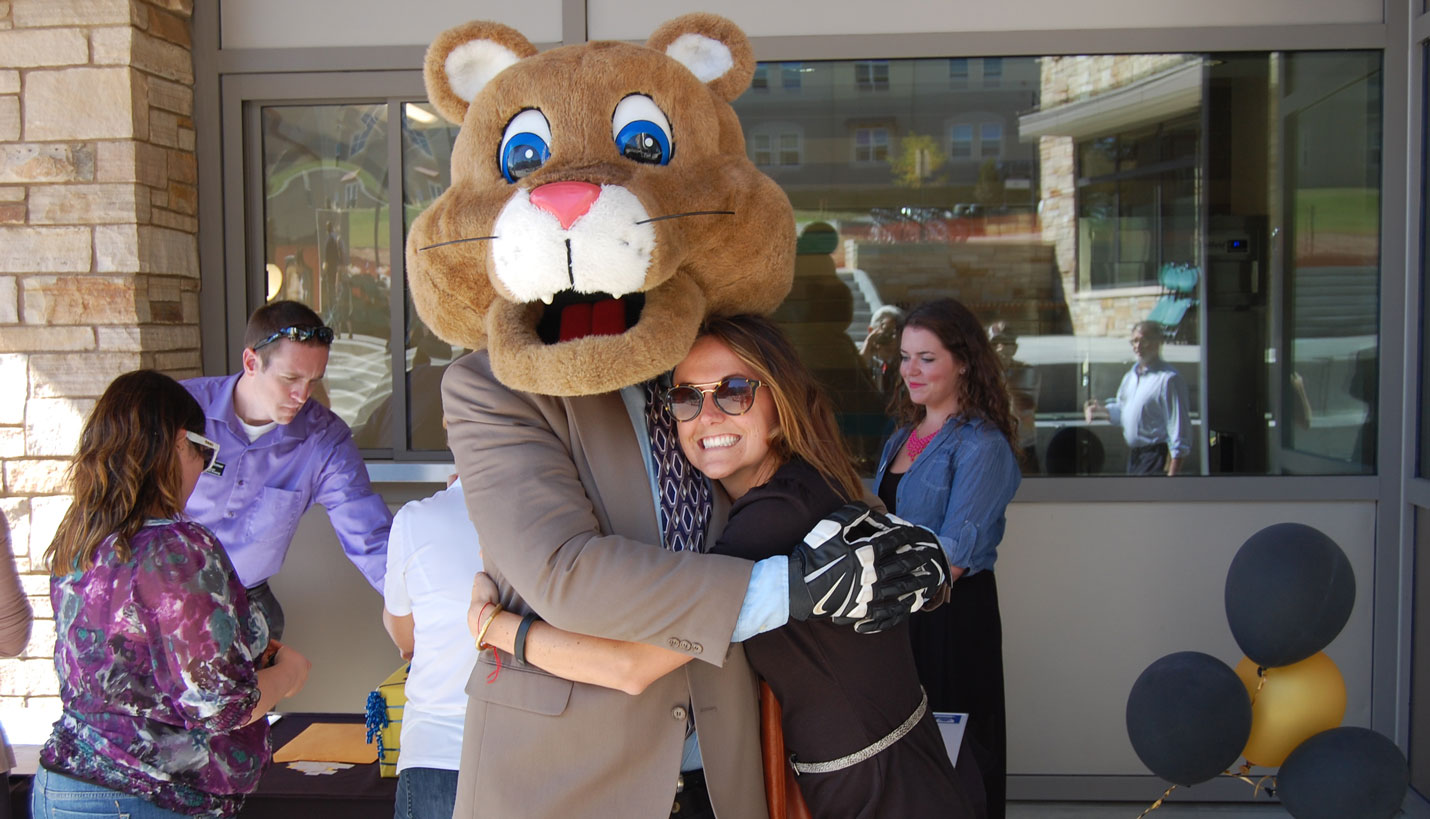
[905,426,938,459]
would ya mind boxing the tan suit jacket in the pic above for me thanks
[443,351,768,818]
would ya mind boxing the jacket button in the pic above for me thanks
[691,643,703,654]
[679,640,693,651]
[667,637,680,648]
[671,705,688,721]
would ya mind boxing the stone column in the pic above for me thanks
[0,0,197,741]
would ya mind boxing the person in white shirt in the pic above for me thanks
[382,476,481,819]
[1084,321,1191,476]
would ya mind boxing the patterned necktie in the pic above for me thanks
[644,380,712,552]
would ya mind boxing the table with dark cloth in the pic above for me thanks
[237,712,397,819]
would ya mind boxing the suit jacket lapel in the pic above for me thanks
[567,391,661,546]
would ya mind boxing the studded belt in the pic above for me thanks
[789,690,928,775]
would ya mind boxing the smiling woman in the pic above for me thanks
[466,314,979,817]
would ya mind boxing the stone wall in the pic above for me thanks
[0,0,197,740]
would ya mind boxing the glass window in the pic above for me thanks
[980,123,1003,158]
[779,133,802,166]
[855,60,890,92]
[751,65,769,91]
[393,102,465,453]
[751,133,773,166]
[1077,118,1199,291]
[248,50,1383,476]
[854,127,890,162]
[950,58,969,89]
[781,63,803,91]
[983,57,1003,88]
[950,124,973,158]
[730,52,1382,476]
[260,103,396,447]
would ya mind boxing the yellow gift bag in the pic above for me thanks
[364,663,409,778]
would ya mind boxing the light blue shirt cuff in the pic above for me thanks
[732,556,788,642]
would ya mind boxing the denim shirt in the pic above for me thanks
[874,416,1021,574]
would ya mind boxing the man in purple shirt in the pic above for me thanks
[183,300,392,639]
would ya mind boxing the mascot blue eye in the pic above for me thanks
[499,109,553,183]
[614,122,671,165]
[611,95,673,167]
[501,134,550,181]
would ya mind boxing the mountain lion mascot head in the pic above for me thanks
[407,14,795,396]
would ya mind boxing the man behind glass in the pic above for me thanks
[1084,321,1191,476]
[182,300,392,638]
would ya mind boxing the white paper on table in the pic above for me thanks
[934,711,969,765]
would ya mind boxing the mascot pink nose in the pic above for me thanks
[529,181,602,230]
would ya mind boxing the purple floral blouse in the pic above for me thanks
[40,518,271,817]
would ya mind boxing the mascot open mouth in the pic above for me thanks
[535,290,647,344]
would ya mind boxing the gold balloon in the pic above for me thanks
[1234,652,1346,767]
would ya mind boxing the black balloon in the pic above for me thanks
[1224,523,1354,668]
[1277,727,1409,819]
[1125,651,1252,786]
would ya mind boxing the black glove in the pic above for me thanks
[788,502,951,633]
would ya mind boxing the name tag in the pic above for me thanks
[935,711,969,765]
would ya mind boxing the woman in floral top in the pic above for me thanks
[34,370,311,819]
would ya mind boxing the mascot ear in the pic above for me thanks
[424,21,539,124]
[647,13,755,103]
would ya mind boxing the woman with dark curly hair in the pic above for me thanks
[875,298,1021,819]
[34,370,310,819]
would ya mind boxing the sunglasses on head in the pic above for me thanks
[662,376,763,422]
[185,430,222,476]
[252,325,335,352]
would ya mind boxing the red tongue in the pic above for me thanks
[557,299,626,342]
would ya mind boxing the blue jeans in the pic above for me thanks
[31,767,189,819]
[393,767,458,819]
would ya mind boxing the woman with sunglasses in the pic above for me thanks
[469,315,978,817]
[874,299,1021,819]
[34,370,310,819]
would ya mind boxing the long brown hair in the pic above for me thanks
[891,299,1018,446]
[46,370,206,574]
[696,315,865,502]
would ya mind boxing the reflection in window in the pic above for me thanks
[950,124,973,158]
[1076,118,1199,291]
[984,57,1003,88]
[752,129,802,167]
[854,128,890,162]
[260,103,392,444]
[393,102,465,453]
[950,58,969,89]
[247,51,1384,475]
[855,60,890,91]
[980,123,1003,158]
[781,63,803,91]
[779,133,801,166]
[752,133,772,166]
[731,52,1381,476]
